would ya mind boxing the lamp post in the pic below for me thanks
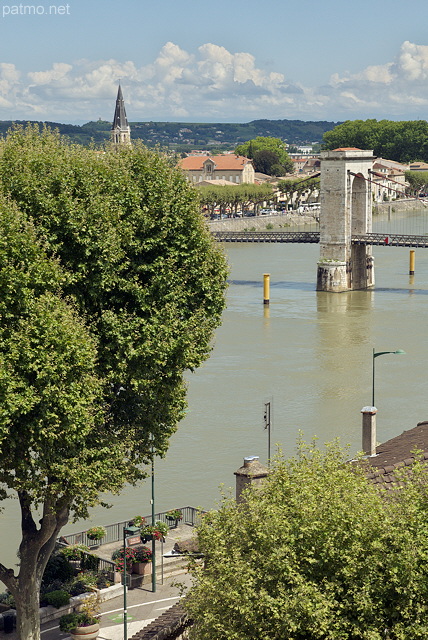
[372,348,406,407]
[151,435,156,593]
[122,524,140,640]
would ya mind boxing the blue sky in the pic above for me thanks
[1,0,428,123]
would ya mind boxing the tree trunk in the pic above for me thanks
[14,565,42,640]
[0,495,70,640]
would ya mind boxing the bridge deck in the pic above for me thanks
[212,231,428,248]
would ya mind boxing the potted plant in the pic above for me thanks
[140,522,167,543]
[132,515,146,527]
[60,543,91,568]
[111,546,137,574]
[154,520,168,540]
[61,543,91,560]
[86,526,106,546]
[132,545,152,575]
[59,593,100,640]
[165,509,183,528]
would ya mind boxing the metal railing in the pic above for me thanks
[212,230,428,248]
[212,230,320,243]
[59,506,202,548]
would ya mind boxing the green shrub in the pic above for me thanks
[67,571,98,596]
[40,579,66,599]
[0,592,15,609]
[67,579,89,597]
[42,553,75,587]
[44,590,70,608]
[96,571,112,589]
[80,553,100,572]
[59,612,98,632]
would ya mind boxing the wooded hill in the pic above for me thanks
[0,118,338,149]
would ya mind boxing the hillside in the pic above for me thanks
[0,118,339,148]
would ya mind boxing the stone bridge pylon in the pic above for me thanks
[317,148,375,292]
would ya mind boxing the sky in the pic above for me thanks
[1,0,428,124]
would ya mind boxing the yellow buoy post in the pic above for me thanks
[263,273,270,305]
[409,250,415,276]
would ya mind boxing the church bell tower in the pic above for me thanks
[111,85,131,145]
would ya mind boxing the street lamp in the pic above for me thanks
[151,434,156,594]
[123,524,140,640]
[372,347,406,407]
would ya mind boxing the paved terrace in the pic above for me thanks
[0,518,198,639]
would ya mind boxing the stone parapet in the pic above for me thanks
[129,602,191,640]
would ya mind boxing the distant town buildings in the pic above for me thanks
[371,158,409,201]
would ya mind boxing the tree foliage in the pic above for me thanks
[277,176,320,208]
[405,171,428,195]
[185,440,428,640]
[198,183,274,216]
[322,119,428,163]
[0,125,228,640]
[235,136,293,175]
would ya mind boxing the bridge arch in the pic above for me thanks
[317,148,375,292]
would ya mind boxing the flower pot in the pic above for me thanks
[166,517,179,529]
[87,542,100,549]
[70,622,100,640]
[141,534,153,543]
[132,561,152,576]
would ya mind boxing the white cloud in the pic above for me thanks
[2,40,428,122]
[28,62,72,86]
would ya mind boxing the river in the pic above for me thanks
[1,211,428,567]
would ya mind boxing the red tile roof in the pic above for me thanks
[364,422,428,490]
[180,155,252,171]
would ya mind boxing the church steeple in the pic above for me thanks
[111,84,131,145]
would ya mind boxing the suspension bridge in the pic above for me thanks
[212,148,428,292]
[212,230,428,247]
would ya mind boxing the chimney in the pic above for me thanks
[234,456,269,503]
[361,406,377,456]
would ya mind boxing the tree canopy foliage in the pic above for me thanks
[198,183,274,216]
[185,440,428,640]
[235,136,293,175]
[322,119,428,164]
[277,176,320,208]
[0,125,228,640]
[405,171,428,195]
[0,118,338,149]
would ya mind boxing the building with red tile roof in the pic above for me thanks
[179,154,255,184]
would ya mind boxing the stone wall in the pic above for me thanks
[208,212,316,232]
[373,199,427,215]
[129,602,192,640]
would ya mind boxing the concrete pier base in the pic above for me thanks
[317,148,375,292]
[316,261,348,293]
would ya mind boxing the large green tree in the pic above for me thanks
[0,125,228,640]
[235,136,293,175]
[185,440,428,640]
[322,119,428,164]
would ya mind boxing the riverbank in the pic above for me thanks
[208,211,317,231]
[373,198,427,214]
[208,199,426,232]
